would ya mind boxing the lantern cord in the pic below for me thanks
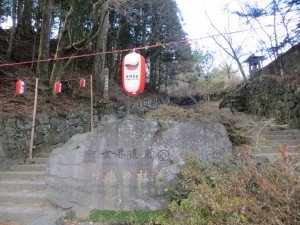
[0,75,91,82]
[0,19,298,71]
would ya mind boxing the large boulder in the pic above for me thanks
[46,115,232,217]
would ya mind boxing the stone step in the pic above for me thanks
[0,171,46,180]
[269,124,291,131]
[10,164,48,172]
[26,158,49,165]
[0,191,48,205]
[255,152,299,159]
[261,134,296,140]
[0,180,46,192]
[260,139,300,146]
[0,204,62,225]
[262,129,300,136]
[260,145,299,153]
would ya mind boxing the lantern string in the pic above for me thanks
[0,19,298,70]
[0,75,90,82]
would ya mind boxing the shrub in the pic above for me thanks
[192,102,252,146]
[89,210,170,224]
[165,147,300,225]
[146,105,191,123]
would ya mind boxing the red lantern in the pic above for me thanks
[79,78,86,88]
[122,51,146,96]
[54,81,62,94]
[16,80,25,95]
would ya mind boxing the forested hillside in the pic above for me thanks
[0,0,192,96]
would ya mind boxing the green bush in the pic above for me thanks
[89,210,170,224]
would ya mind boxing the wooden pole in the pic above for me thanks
[90,75,94,131]
[127,95,131,116]
[29,78,39,159]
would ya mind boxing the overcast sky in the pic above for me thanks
[176,0,256,64]
[175,0,297,70]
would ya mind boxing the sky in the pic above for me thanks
[176,0,253,71]
[175,0,298,71]
[176,0,235,39]
[176,0,239,45]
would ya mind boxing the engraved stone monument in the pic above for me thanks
[46,115,232,216]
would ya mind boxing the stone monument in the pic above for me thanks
[46,115,232,216]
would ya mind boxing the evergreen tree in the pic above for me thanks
[1,0,193,94]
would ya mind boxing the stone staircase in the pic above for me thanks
[253,124,300,160]
[0,153,63,225]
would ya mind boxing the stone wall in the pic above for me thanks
[170,94,223,106]
[0,98,170,170]
[221,43,300,128]
[220,75,300,128]
[0,111,91,170]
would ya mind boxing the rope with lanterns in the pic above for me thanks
[2,50,147,159]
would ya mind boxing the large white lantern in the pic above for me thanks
[122,51,146,96]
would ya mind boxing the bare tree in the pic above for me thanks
[206,13,247,81]
[234,0,299,59]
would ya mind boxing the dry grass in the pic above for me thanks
[146,105,192,122]
[146,101,253,146]
[191,102,253,146]
[0,78,89,118]
[0,221,24,225]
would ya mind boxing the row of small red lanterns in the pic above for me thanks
[15,50,147,95]
[15,78,87,95]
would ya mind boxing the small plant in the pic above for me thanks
[65,210,76,220]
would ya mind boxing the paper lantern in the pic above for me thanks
[79,78,86,88]
[16,80,25,95]
[122,51,146,95]
[54,81,62,94]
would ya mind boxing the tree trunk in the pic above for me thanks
[92,0,109,92]
[37,0,53,78]
[31,0,43,70]
[106,10,116,81]
[149,3,159,92]
[7,0,17,59]
[49,6,74,91]
[50,0,109,93]
[149,56,157,91]
[17,0,33,37]
[229,46,247,81]
[16,0,24,24]
[157,53,162,93]
[273,0,280,59]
